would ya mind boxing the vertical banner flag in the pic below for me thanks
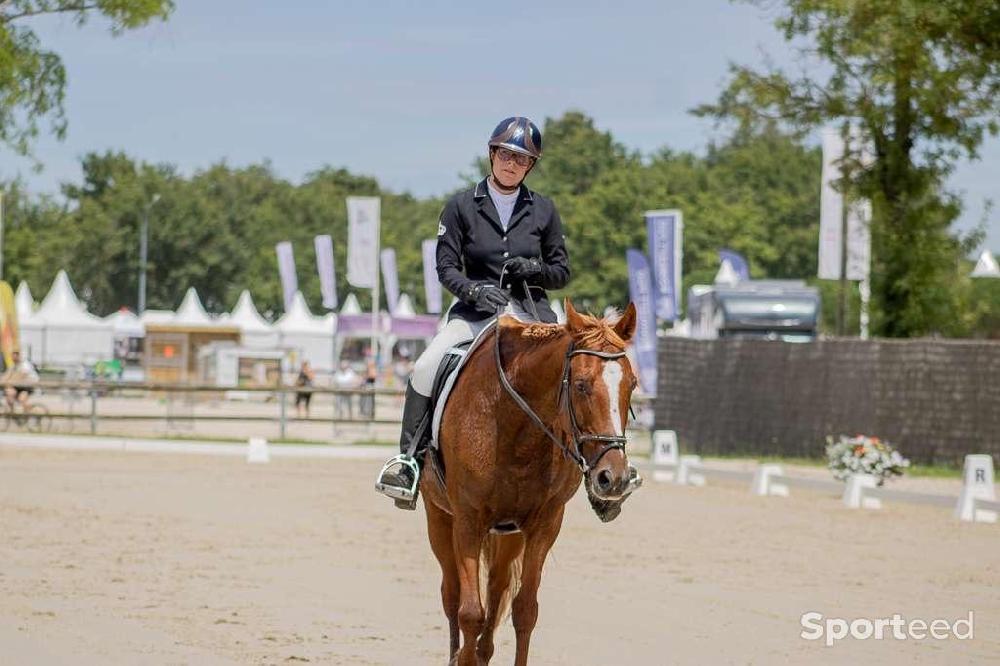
[346,196,380,288]
[718,249,749,281]
[314,234,338,310]
[275,241,297,312]
[845,126,873,281]
[645,210,683,321]
[818,127,845,279]
[626,249,658,395]
[422,239,442,314]
[380,248,399,314]
[819,126,872,280]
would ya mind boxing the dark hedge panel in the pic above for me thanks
[654,338,1000,466]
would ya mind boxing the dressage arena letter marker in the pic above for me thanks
[842,473,881,510]
[652,430,679,482]
[247,437,271,464]
[751,464,789,497]
[955,454,997,523]
[676,455,705,486]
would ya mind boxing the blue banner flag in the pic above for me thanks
[626,249,658,396]
[645,210,683,321]
[718,248,749,281]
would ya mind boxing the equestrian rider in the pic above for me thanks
[375,116,570,509]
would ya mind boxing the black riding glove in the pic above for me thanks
[468,283,510,313]
[505,256,543,280]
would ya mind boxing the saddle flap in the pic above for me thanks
[429,319,498,448]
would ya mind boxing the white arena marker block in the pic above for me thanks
[652,430,679,483]
[955,454,997,523]
[751,464,789,497]
[676,455,705,486]
[843,473,881,509]
[247,437,270,464]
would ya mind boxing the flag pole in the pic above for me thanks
[371,205,381,369]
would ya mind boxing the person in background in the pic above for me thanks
[333,360,359,420]
[360,357,378,419]
[294,360,316,419]
[2,351,40,412]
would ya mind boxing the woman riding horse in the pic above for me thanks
[375,116,569,509]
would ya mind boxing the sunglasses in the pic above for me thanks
[495,147,534,167]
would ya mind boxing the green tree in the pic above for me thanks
[0,0,174,159]
[695,0,1000,337]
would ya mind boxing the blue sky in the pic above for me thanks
[6,0,998,251]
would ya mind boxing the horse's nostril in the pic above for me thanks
[596,469,613,492]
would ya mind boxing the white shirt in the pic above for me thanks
[487,178,519,231]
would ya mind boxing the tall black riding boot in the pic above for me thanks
[374,382,432,509]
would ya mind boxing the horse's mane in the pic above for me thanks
[502,310,627,352]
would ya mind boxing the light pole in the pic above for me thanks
[138,193,160,314]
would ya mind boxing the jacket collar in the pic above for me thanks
[474,177,534,203]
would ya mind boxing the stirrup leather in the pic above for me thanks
[374,454,421,502]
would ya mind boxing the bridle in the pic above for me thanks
[493,323,629,474]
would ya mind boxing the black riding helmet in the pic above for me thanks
[488,116,543,160]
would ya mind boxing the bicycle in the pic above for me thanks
[1,401,53,433]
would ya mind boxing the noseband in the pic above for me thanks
[493,326,628,474]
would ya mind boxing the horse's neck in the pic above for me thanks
[502,328,572,422]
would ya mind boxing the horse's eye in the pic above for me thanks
[574,380,589,395]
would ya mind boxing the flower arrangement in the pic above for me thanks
[825,434,910,486]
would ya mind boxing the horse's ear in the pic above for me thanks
[564,298,586,335]
[613,302,638,343]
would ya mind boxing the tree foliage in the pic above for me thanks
[0,0,174,159]
[695,0,1000,337]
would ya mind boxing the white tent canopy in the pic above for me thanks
[104,308,144,338]
[971,250,1000,278]
[15,282,34,322]
[275,291,334,371]
[394,293,416,317]
[173,287,215,327]
[340,292,362,315]
[228,290,279,348]
[21,270,113,366]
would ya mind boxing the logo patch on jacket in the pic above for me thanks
[437,222,446,236]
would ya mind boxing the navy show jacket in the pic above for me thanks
[436,178,570,323]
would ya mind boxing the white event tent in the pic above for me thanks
[173,287,216,327]
[226,290,279,348]
[275,291,335,372]
[21,270,113,366]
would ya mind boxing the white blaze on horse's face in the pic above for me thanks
[601,361,624,436]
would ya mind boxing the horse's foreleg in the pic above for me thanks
[475,534,525,663]
[512,506,565,666]
[452,519,486,666]
[424,499,460,660]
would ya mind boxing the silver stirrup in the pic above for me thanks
[374,454,421,502]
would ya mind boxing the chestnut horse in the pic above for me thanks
[420,299,638,665]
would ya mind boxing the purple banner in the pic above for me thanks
[626,249,658,396]
[314,234,338,310]
[390,315,439,339]
[645,210,682,321]
[718,248,749,281]
[338,313,381,337]
[275,241,297,312]
[422,239,442,314]
[380,248,399,314]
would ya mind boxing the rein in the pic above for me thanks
[492,321,628,474]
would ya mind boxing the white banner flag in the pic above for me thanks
[346,196,380,288]
[820,126,872,281]
[314,234,338,310]
[380,248,399,314]
[422,239,442,314]
[818,128,845,280]
[275,241,297,312]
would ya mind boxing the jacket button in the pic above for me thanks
[503,251,509,257]
[503,236,507,241]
